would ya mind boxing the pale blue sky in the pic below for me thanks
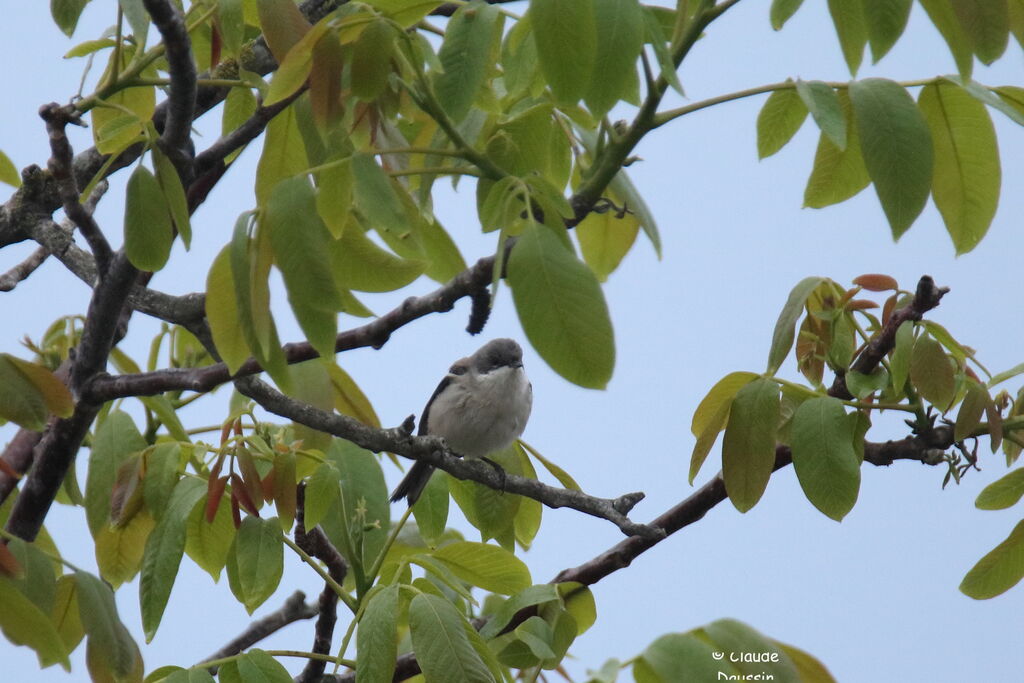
[2,2,1023,682]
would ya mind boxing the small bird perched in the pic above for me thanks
[390,338,533,505]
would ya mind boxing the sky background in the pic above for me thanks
[2,1,1024,682]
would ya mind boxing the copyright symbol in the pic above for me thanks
[712,652,725,660]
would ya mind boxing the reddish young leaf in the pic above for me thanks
[219,421,232,446]
[260,466,277,503]
[235,447,265,511]
[882,293,898,326]
[232,473,261,517]
[853,273,899,291]
[231,493,242,529]
[206,476,228,524]
[0,541,23,578]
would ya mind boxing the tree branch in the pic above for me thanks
[143,0,197,174]
[39,103,112,275]
[199,590,318,674]
[0,246,48,292]
[294,485,348,683]
[84,252,499,401]
[233,376,660,538]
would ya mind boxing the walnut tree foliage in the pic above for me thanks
[1,0,1024,681]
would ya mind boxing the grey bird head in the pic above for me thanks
[463,338,524,374]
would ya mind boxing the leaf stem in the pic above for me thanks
[652,77,941,128]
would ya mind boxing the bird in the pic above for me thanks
[389,338,533,505]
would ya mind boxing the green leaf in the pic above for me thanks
[976,469,1024,510]
[641,6,683,96]
[316,157,353,239]
[265,176,342,357]
[151,147,192,249]
[118,0,150,46]
[796,80,846,150]
[863,0,911,62]
[845,367,888,398]
[961,519,1024,599]
[256,0,312,63]
[955,382,990,442]
[185,490,235,582]
[531,0,597,106]
[0,355,74,431]
[321,440,390,569]
[164,668,216,683]
[419,218,468,283]
[0,149,20,188]
[889,320,914,393]
[140,478,205,641]
[953,0,1009,64]
[255,104,307,206]
[433,541,531,595]
[691,372,760,438]
[722,378,781,512]
[0,577,69,670]
[412,471,450,546]
[910,333,956,410]
[480,585,561,639]
[585,0,644,118]
[790,397,860,521]
[92,47,155,154]
[86,411,147,536]
[304,462,340,529]
[205,246,251,374]
[918,82,1001,255]
[756,86,808,159]
[827,0,867,75]
[638,633,727,682]
[776,642,838,683]
[75,571,140,678]
[124,165,174,272]
[508,223,615,389]
[351,153,409,238]
[434,1,502,122]
[95,509,154,588]
[770,0,805,29]
[50,575,84,654]
[222,86,258,164]
[143,443,180,520]
[227,516,284,614]
[804,90,871,208]
[325,362,381,428]
[228,649,292,683]
[0,356,49,431]
[356,585,399,683]
[766,276,824,375]
[51,0,91,36]
[919,0,975,78]
[575,195,640,282]
[849,78,934,238]
[409,593,493,683]
[330,225,425,292]
[265,18,332,106]
[351,18,396,101]
[703,620,801,682]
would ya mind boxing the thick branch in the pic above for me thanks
[85,253,499,401]
[199,591,317,674]
[143,0,197,174]
[39,104,112,274]
[234,377,659,538]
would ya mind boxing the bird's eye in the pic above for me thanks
[450,364,467,375]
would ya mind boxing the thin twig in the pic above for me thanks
[0,246,48,292]
[199,591,317,674]
[39,103,113,276]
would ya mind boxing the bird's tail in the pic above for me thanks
[389,460,434,505]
